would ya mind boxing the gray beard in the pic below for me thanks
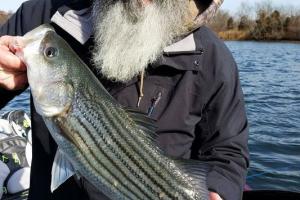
[92,0,191,82]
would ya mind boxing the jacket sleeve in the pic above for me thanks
[0,0,53,109]
[195,42,249,200]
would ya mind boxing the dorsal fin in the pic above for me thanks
[125,108,158,140]
[174,159,211,199]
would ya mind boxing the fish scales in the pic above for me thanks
[77,88,185,193]
[82,92,196,199]
[51,121,131,199]
[87,99,184,195]
[69,90,192,199]
[70,96,157,199]
[104,109,192,198]
[82,90,189,191]
[19,24,210,200]
[67,103,159,199]
[62,118,142,199]
[105,109,196,199]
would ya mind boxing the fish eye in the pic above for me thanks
[44,46,59,58]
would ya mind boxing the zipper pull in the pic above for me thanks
[147,92,162,116]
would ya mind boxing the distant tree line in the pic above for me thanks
[1,2,300,41]
[208,1,300,41]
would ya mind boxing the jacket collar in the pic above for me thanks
[150,31,204,72]
[51,6,93,44]
[164,34,196,53]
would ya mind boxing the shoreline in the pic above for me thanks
[215,30,300,44]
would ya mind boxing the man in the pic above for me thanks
[0,0,249,199]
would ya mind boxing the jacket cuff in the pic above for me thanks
[207,169,242,200]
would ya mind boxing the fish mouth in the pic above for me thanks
[15,24,55,64]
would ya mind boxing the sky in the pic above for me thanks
[1,0,300,13]
[221,0,300,15]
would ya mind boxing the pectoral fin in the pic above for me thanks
[51,149,75,192]
[175,159,211,199]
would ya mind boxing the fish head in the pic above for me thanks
[17,24,74,117]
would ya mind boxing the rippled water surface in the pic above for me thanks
[1,41,300,192]
[227,41,300,192]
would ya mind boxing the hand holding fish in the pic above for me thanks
[209,192,223,200]
[0,35,27,90]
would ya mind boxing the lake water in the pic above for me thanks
[1,41,300,192]
[228,41,300,192]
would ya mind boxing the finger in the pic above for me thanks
[0,44,9,51]
[209,192,223,200]
[9,36,25,53]
[0,69,25,80]
[0,46,26,71]
[0,35,14,46]
[0,66,25,73]
[0,72,28,90]
[0,36,25,51]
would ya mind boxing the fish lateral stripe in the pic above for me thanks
[57,116,138,199]
[73,95,167,199]
[79,90,203,199]
[71,101,158,199]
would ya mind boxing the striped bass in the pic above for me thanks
[17,24,210,200]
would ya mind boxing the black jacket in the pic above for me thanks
[0,0,249,200]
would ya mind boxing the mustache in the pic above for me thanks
[93,0,146,25]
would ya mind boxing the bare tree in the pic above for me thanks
[254,0,273,17]
[237,2,255,20]
[208,9,231,32]
[207,0,300,41]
